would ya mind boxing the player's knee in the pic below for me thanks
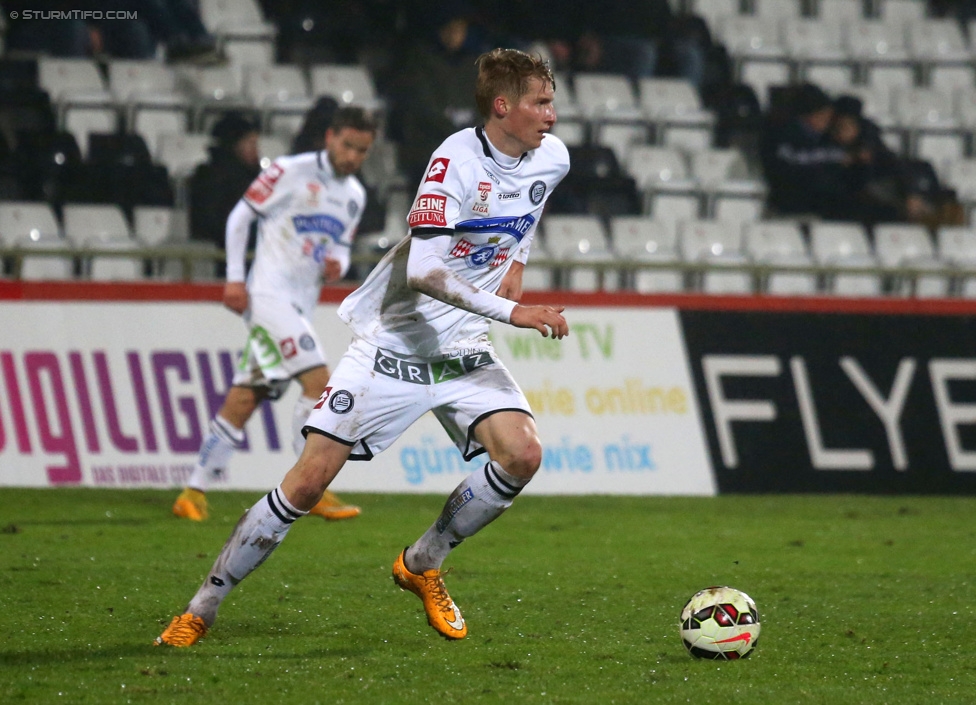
[501,435,542,479]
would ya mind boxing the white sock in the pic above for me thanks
[406,460,529,573]
[186,484,307,626]
[187,416,245,492]
[291,395,318,457]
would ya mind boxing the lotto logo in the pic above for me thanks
[425,157,450,183]
[245,163,285,205]
[408,194,447,227]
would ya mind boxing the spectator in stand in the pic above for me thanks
[829,95,964,227]
[188,113,262,274]
[388,1,494,185]
[760,83,851,220]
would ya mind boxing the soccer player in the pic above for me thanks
[156,48,569,647]
[170,106,377,523]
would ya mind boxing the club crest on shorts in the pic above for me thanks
[328,390,354,414]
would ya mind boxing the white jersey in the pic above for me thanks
[242,151,366,315]
[338,127,569,359]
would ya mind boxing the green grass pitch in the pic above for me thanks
[1,488,975,703]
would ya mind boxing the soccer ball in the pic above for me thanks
[679,586,760,660]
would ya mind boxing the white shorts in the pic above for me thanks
[232,292,327,399]
[304,337,532,461]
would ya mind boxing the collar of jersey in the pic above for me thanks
[476,126,525,170]
[316,150,337,180]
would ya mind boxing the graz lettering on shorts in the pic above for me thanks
[373,348,493,385]
[436,487,474,533]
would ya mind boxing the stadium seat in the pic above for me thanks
[877,0,929,25]
[133,205,175,247]
[873,223,948,297]
[155,133,212,179]
[199,0,277,40]
[308,64,383,112]
[571,73,644,125]
[550,72,585,145]
[678,219,752,293]
[691,148,766,220]
[179,66,254,131]
[257,135,288,168]
[937,225,976,296]
[752,0,803,21]
[907,18,970,86]
[623,145,696,214]
[133,110,189,157]
[62,203,132,246]
[107,60,191,130]
[845,20,913,90]
[64,107,118,159]
[610,216,684,292]
[37,57,115,128]
[638,78,715,147]
[595,123,651,170]
[744,220,819,295]
[543,214,617,292]
[243,64,312,127]
[929,65,975,93]
[817,0,868,22]
[0,201,72,278]
[688,0,741,29]
[809,221,882,296]
[88,240,145,281]
[783,19,853,86]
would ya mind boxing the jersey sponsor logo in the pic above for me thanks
[435,487,474,533]
[305,182,320,206]
[529,180,547,204]
[408,193,447,227]
[313,386,332,410]
[302,237,332,264]
[328,390,355,414]
[292,213,345,238]
[455,213,535,242]
[280,337,297,359]
[450,236,509,269]
[498,191,521,201]
[373,348,494,385]
[424,157,450,183]
[245,163,285,205]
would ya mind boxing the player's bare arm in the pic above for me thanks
[497,261,524,302]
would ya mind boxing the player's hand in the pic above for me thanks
[510,304,568,339]
[498,261,524,302]
[323,257,342,283]
[223,281,248,314]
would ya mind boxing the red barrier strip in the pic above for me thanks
[3,280,976,315]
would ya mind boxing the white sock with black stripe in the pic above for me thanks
[187,415,246,492]
[185,484,307,625]
[406,460,529,573]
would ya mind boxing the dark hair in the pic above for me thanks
[211,112,258,148]
[832,95,863,119]
[474,48,554,120]
[793,83,831,116]
[329,106,379,135]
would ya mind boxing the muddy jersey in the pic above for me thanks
[337,127,569,359]
[242,151,366,316]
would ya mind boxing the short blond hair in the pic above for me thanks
[474,48,555,120]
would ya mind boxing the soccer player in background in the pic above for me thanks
[170,106,377,523]
[156,48,570,646]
